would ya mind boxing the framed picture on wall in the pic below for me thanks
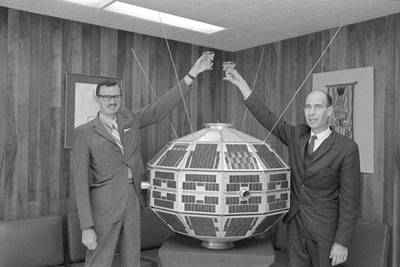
[64,73,123,148]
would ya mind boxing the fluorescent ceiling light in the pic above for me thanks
[62,0,113,8]
[104,1,225,34]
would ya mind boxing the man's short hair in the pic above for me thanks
[96,80,119,96]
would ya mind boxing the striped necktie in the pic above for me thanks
[111,122,124,154]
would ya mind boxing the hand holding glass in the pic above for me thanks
[202,51,215,65]
[223,61,236,78]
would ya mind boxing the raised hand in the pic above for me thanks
[188,53,214,78]
[223,68,252,98]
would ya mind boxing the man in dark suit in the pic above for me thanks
[224,69,361,267]
[72,54,213,267]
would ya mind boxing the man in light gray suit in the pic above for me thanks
[72,54,213,267]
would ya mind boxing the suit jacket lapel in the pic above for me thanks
[93,117,114,142]
[300,134,309,162]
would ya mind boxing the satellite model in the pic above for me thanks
[142,123,290,249]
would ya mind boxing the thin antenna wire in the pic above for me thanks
[157,11,195,135]
[130,48,179,139]
[240,47,266,132]
[263,22,344,143]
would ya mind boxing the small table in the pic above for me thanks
[159,235,275,267]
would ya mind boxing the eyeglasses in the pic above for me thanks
[98,95,121,102]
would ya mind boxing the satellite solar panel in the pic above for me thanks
[182,195,196,203]
[189,151,218,169]
[257,152,284,169]
[204,196,218,204]
[228,205,258,213]
[167,181,176,188]
[156,211,188,234]
[148,144,169,165]
[172,143,190,150]
[182,182,196,190]
[196,143,218,151]
[184,203,216,213]
[226,197,239,205]
[153,179,162,186]
[229,175,259,183]
[249,183,263,191]
[166,193,176,201]
[226,184,240,191]
[269,201,288,211]
[281,181,289,189]
[155,171,175,180]
[153,191,161,198]
[154,199,174,209]
[226,144,249,153]
[226,151,255,169]
[252,144,270,153]
[186,216,217,237]
[214,156,220,169]
[185,151,193,168]
[270,173,287,181]
[248,196,262,204]
[205,183,219,191]
[186,173,217,182]
[224,217,254,237]
[253,213,283,235]
[157,150,186,167]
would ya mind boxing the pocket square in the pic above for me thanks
[124,128,131,132]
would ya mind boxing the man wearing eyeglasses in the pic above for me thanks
[72,54,213,267]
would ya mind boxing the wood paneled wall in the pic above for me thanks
[0,6,399,266]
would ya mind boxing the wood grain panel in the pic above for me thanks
[27,13,40,217]
[384,15,396,226]
[17,11,30,218]
[0,7,8,219]
[393,14,400,267]
[5,8,20,219]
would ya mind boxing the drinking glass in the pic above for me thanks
[222,61,236,78]
[202,51,215,65]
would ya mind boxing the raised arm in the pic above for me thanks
[223,68,252,99]
[184,53,214,85]
[137,53,214,128]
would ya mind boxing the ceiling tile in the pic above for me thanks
[149,0,197,16]
[254,13,293,27]
[253,0,305,15]
[183,7,227,25]
[85,9,129,26]
[300,14,341,29]
[0,0,398,52]
[201,0,249,15]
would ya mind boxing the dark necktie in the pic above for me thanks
[307,135,317,155]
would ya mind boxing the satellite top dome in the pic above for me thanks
[143,123,290,249]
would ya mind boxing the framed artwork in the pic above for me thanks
[64,73,123,148]
[326,81,357,139]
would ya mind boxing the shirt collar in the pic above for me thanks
[311,127,331,141]
[99,112,116,129]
